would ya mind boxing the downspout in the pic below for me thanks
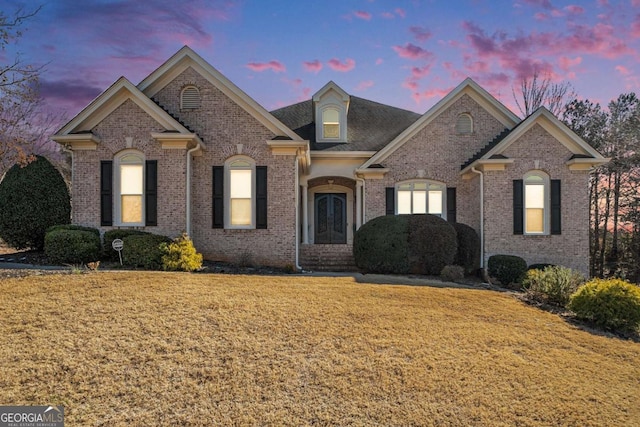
[295,154,302,271]
[185,142,201,237]
[471,167,484,269]
[355,177,366,227]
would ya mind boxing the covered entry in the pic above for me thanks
[314,193,347,244]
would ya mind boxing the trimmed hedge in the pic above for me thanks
[103,229,150,260]
[407,215,457,275]
[451,222,480,274]
[354,215,410,274]
[0,156,70,250]
[44,229,101,264]
[568,278,640,333]
[122,233,172,270]
[47,224,100,237]
[488,254,528,288]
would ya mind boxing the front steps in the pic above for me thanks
[300,244,358,272]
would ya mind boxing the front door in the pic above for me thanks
[315,193,347,244]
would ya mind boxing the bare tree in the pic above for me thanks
[512,70,576,117]
[0,6,65,178]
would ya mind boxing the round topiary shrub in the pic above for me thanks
[44,229,101,264]
[122,233,172,270]
[354,215,410,274]
[487,254,528,288]
[0,156,70,250]
[103,229,150,260]
[568,278,640,333]
[407,215,457,275]
[160,233,203,272]
[451,222,480,274]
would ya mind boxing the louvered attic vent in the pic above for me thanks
[456,113,473,134]
[181,86,201,109]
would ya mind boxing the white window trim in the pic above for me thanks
[523,170,550,235]
[114,149,145,227]
[395,180,447,219]
[316,103,347,143]
[225,155,256,229]
[181,85,201,110]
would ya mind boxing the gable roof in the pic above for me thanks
[459,107,608,174]
[312,81,350,103]
[137,46,303,141]
[53,77,201,142]
[360,78,520,169]
[271,96,421,151]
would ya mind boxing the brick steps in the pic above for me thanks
[300,244,358,272]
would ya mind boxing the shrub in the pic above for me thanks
[103,229,150,260]
[487,254,528,288]
[568,278,640,333]
[160,233,203,272]
[0,156,70,250]
[122,233,172,270]
[522,266,585,306]
[451,222,480,274]
[441,265,464,282]
[47,224,100,237]
[528,263,556,271]
[44,229,101,264]
[407,215,457,275]
[354,215,410,274]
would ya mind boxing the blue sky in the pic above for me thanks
[2,0,639,119]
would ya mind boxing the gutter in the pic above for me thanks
[355,177,366,227]
[471,167,484,269]
[185,142,201,236]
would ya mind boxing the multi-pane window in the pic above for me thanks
[322,108,340,139]
[118,153,144,224]
[525,174,546,234]
[397,181,445,217]
[228,159,253,227]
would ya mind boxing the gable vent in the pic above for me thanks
[181,86,201,109]
[456,113,473,134]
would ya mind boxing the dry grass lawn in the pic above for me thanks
[0,272,638,426]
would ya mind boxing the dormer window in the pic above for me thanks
[181,86,200,109]
[322,108,340,139]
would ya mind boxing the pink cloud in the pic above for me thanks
[354,10,372,20]
[615,65,631,75]
[633,0,640,6]
[327,58,356,72]
[558,56,582,70]
[375,58,384,65]
[598,0,609,5]
[409,26,432,42]
[550,9,564,17]
[410,65,432,79]
[303,60,323,73]
[412,87,453,105]
[246,60,286,73]
[632,15,640,37]
[395,8,406,18]
[392,43,433,60]
[522,0,553,9]
[534,12,549,20]
[355,80,374,91]
[381,12,395,19]
[565,5,584,14]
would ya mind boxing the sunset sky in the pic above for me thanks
[2,0,640,120]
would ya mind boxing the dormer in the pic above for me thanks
[313,81,350,143]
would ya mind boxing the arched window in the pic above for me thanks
[115,150,145,226]
[181,86,201,109]
[226,157,256,228]
[322,108,340,139]
[456,113,473,134]
[396,180,446,218]
[524,171,549,234]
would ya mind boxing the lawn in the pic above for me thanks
[0,272,638,426]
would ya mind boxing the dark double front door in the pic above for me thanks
[315,193,347,244]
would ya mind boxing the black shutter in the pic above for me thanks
[446,187,457,223]
[551,179,561,235]
[100,161,113,226]
[513,180,524,235]
[145,160,157,226]
[212,166,224,228]
[385,187,395,215]
[256,166,267,229]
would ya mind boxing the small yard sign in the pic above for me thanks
[112,239,124,265]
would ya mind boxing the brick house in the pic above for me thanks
[53,46,607,274]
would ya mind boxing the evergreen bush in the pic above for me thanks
[122,233,172,270]
[441,265,464,282]
[568,278,640,333]
[353,215,409,274]
[103,229,150,260]
[451,222,480,274]
[0,156,70,249]
[160,233,203,272]
[407,215,457,275]
[487,254,528,288]
[44,229,101,264]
